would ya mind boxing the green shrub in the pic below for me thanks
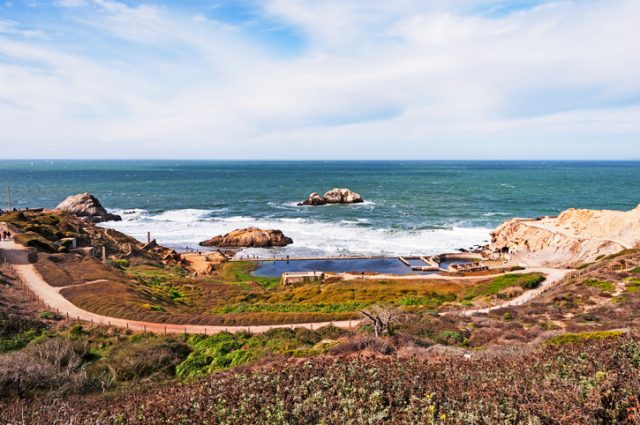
[0,313,46,353]
[99,337,191,381]
[546,330,624,346]
[437,330,464,345]
[466,273,545,298]
[107,259,130,270]
[68,325,86,337]
[583,279,615,293]
[14,232,55,252]
[625,278,640,293]
[38,311,61,321]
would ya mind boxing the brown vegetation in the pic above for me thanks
[3,335,640,424]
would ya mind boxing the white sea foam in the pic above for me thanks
[101,208,491,257]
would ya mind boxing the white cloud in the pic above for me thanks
[0,0,638,158]
[55,0,86,7]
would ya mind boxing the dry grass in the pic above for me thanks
[36,253,130,287]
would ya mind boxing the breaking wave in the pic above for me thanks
[102,208,491,257]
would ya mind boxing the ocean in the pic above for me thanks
[1,160,639,257]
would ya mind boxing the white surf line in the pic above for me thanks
[0,235,359,335]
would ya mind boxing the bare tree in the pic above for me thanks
[360,305,402,337]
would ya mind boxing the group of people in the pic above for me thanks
[0,230,11,241]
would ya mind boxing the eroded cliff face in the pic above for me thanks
[489,205,640,267]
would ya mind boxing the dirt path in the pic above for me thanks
[0,238,358,335]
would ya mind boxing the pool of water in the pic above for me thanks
[251,257,471,277]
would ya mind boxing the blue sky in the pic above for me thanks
[0,0,639,159]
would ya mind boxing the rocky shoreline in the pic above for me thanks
[48,192,640,271]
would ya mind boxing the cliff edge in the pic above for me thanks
[489,205,640,267]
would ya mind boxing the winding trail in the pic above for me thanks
[0,238,357,335]
[0,226,572,334]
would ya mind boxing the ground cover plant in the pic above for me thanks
[4,334,640,424]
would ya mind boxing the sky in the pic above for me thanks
[0,0,639,160]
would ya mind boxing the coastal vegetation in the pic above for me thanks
[4,209,640,422]
[4,335,640,424]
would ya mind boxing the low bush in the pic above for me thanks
[0,338,89,399]
[98,336,191,382]
[8,336,640,423]
[465,273,545,298]
[546,330,624,346]
[330,335,395,355]
[583,278,615,293]
[14,232,56,252]
[0,313,46,353]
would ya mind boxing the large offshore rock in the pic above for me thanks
[299,188,363,205]
[56,193,121,223]
[322,188,364,204]
[200,227,293,247]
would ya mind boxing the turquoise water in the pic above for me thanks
[0,160,638,256]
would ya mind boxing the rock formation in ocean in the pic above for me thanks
[55,193,122,223]
[299,188,363,205]
[488,204,640,267]
[200,227,293,247]
[300,192,327,206]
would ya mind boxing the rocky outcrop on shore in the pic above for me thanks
[199,227,293,248]
[299,188,363,206]
[489,205,640,267]
[56,193,121,223]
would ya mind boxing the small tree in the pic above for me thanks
[360,306,402,337]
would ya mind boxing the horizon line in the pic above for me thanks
[1,158,640,162]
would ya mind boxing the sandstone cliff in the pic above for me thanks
[489,205,640,267]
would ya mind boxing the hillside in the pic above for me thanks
[2,209,640,423]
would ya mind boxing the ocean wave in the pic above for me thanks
[482,212,509,217]
[100,208,491,257]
